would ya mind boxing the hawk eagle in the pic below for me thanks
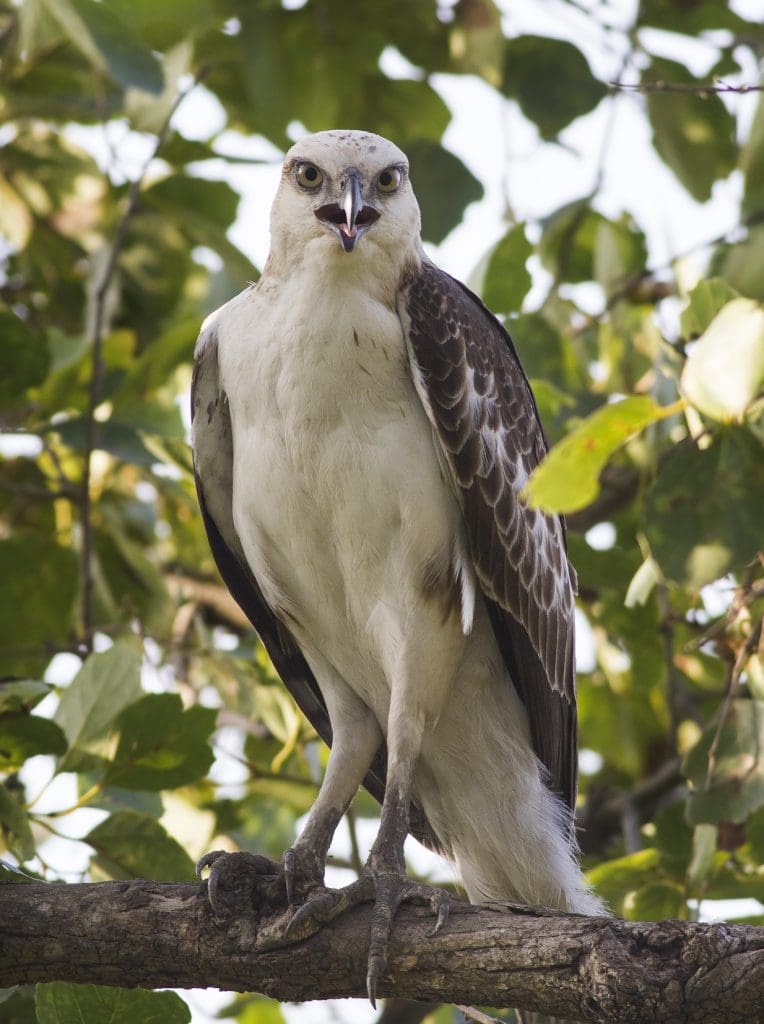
[192,130,601,1001]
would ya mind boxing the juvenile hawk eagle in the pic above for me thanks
[192,129,601,1002]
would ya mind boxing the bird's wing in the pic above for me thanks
[191,320,442,853]
[399,260,578,817]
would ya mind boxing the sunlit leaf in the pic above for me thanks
[526,396,680,514]
[680,278,740,338]
[54,641,143,772]
[86,810,196,881]
[624,881,686,921]
[680,298,764,422]
[106,693,215,790]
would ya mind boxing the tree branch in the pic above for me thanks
[2,880,762,1023]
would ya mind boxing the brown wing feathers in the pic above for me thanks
[402,261,578,816]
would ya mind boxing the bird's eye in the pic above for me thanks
[376,167,401,193]
[295,162,324,189]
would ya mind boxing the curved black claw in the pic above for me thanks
[196,849,284,919]
[366,877,450,1007]
[283,869,450,1006]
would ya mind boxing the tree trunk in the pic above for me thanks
[1,879,762,1023]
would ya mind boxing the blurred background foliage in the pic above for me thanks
[0,0,763,1022]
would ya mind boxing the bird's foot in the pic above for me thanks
[196,849,287,921]
[285,867,450,1006]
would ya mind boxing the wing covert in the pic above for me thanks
[399,260,578,814]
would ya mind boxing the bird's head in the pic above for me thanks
[269,130,422,269]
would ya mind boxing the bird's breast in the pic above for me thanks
[215,274,466,699]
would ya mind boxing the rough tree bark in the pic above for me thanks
[1,870,762,1023]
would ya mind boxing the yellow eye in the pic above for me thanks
[376,167,401,193]
[295,162,324,189]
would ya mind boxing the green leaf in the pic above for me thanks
[712,223,764,303]
[217,994,288,1024]
[680,298,764,422]
[644,429,764,588]
[0,787,35,861]
[35,983,190,1024]
[586,848,660,914]
[54,641,143,772]
[501,36,606,140]
[742,92,764,218]
[680,278,740,338]
[624,881,686,921]
[0,681,51,714]
[86,810,196,881]
[644,58,736,202]
[0,536,78,678]
[142,175,256,283]
[526,396,679,514]
[405,141,483,244]
[481,223,532,313]
[684,700,764,825]
[538,201,606,283]
[593,216,648,299]
[40,0,164,94]
[106,694,215,791]
[0,714,67,770]
[0,310,50,411]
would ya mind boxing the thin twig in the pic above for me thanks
[611,79,763,95]
[78,70,207,650]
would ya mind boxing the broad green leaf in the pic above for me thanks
[680,298,764,422]
[586,848,660,913]
[746,806,764,862]
[106,694,215,791]
[502,36,606,140]
[0,175,33,248]
[482,223,532,313]
[0,310,50,410]
[142,175,256,283]
[593,216,648,299]
[217,995,288,1024]
[0,536,78,678]
[653,800,693,881]
[35,983,190,1024]
[0,714,67,769]
[86,810,196,881]
[405,141,483,244]
[644,429,764,588]
[0,787,35,861]
[638,0,752,33]
[40,0,164,94]
[0,681,51,713]
[680,278,740,338]
[539,201,604,283]
[623,881,686,921]
[644,58,736,202]
[742,91,764,218]
[447,0,504,84]
[684,700,764,825]
[54,641,143,772]
[526,396,680,514]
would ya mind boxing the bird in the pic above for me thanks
[192,129,603,1008]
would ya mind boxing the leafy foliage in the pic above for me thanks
[0,2,763,1023]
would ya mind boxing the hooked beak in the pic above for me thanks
[315,170,380,252]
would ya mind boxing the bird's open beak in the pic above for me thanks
[315,170,380,253]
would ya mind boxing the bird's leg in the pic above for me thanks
[199,669,383,922]
[286,696,450,1005]
[282,697,383,903]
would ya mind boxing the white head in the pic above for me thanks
[267,130,423,276]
